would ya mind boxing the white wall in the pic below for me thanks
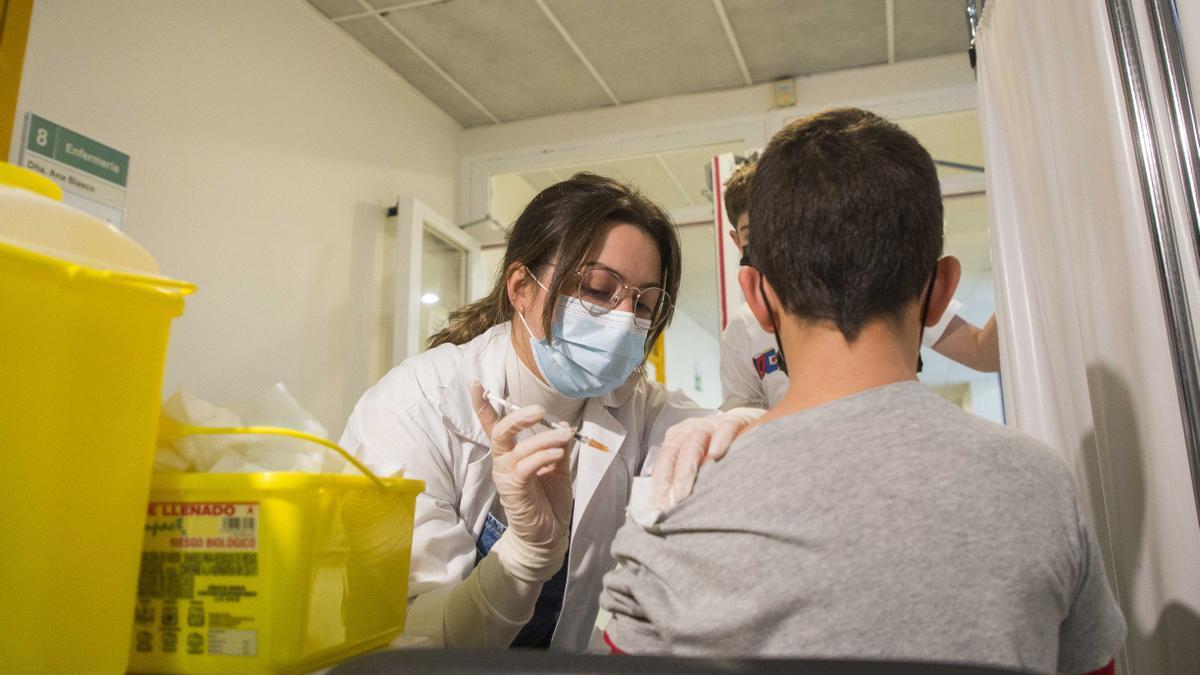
[663,308,722,409]
[10,0,461,431]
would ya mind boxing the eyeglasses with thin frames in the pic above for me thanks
[527,263,673,330]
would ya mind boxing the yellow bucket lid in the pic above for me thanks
[0,161,161,275]
[0,162,63,201]
[0,162,195,297]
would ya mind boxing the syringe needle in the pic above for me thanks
[483,390,609,452]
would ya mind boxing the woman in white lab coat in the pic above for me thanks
[340,173,738,652]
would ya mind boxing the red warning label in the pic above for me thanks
[144,502,258,551]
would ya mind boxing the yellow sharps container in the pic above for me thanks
[0,163,195,673]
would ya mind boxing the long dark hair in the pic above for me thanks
[429,172,681,352]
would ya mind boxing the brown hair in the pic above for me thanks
[428,172,681,352]
[750,107,943,340]
[723,160,756,225]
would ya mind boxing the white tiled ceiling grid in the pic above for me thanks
[307,0,968,128]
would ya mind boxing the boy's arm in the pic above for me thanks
[599,517,684,655]
[931,314,1001,373]
[599,551,666,654]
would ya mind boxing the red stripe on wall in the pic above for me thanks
[713,156,728,330]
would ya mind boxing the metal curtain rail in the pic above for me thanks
[933,159,986,173]
[1106,0,1200,524]
[1146,0,1200,298]
[1145,0,1200,527]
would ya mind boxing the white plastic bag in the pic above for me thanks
[156,383,347,474]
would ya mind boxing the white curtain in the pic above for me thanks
[978,1,1200,673]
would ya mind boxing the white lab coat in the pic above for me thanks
[339,322,709,651]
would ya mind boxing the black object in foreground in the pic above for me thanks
[329,648,1034,675]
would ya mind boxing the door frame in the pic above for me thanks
[392,197,483,364]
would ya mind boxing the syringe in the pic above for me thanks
[482,389,610,453]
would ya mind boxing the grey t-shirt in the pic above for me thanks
[602,381,1125,673]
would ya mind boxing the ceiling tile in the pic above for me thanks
[894,0,966,61]
[724,0,888,81]
[308,0,364,20]
[544,0,745,103]
[338,16,492,126]
[384,0,614,122]
[322,0,963,128]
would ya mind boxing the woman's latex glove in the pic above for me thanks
[649,407,764,512]
[469,381,573,583]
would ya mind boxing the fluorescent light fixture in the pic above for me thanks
[421,293,439,305]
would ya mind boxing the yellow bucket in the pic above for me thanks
[0,169,195,672]
[129,465,424,674]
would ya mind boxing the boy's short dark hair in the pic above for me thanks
[750,107,943,340]
[723,161,756,224]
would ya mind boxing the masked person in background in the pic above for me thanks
[340,173,754,652]
[718,161,1001,411]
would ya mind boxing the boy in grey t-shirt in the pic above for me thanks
[600,109,1125,673]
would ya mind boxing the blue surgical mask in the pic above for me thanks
[518,295,649,399]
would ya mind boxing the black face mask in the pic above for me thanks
[916,265,939,374]
[762,265,938,378]
[739,246,751,267]
[759,275,789,376]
